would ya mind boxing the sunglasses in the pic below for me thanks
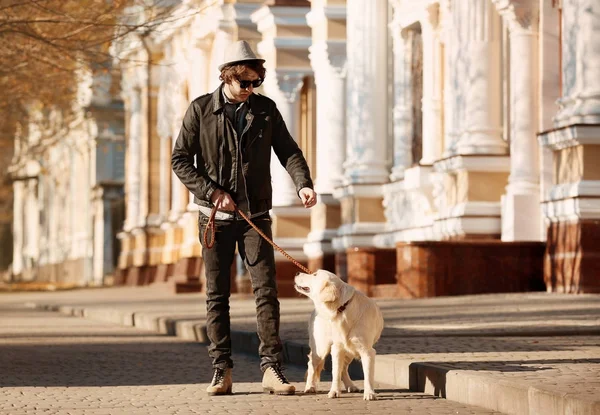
[238,78,263,89]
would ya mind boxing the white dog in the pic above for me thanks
[294,269,384,400]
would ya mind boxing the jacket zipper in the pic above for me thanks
[239,112,253,216]
[218,114,224,188]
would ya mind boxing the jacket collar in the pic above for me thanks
[211,84,225,114]
[211,83,264,115]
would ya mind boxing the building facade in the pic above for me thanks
[9,68,125,286]
[115,0,600,296]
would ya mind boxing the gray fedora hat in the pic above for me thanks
[218,40,265,71]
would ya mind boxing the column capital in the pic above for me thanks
[424,2,440,30]
[194,34,213,51]
[121,68,147,97]
[251,4,309,34]
[274,70,307,103]
[438,0,454,39]
[493,0,539,31]
[309,41,347,79]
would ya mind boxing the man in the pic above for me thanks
[171,40,316,396]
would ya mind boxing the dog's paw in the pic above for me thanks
[304,386,317,394]
[346,384,360,393]
[327,389,342,398]
[363,391,377,401]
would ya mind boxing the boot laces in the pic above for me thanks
[211,368,226,386]
[270,366,290,384]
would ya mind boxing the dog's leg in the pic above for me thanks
[305,338,329,394]
[341,356,359,393]
[358,347,377,400]
[305,350,323,393]
[314,357,326,385]
[327,344,344,398]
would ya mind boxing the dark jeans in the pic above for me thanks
[199,212,283,372]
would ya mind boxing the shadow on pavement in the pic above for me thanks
[0,338,281,387]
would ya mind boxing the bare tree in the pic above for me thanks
[0,0,188,280]
[0,0,183,142]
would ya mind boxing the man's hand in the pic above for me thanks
[299,187,317,208]
[211,189,236,211]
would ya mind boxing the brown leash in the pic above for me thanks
[203,196,312,274]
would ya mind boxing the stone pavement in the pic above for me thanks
[2,285,600,414]
[0,302,504,415]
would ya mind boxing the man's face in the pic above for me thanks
[226,67,262,103]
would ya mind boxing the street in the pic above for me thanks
[0,303,502,415]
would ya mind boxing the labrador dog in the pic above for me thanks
[294,269,384,400]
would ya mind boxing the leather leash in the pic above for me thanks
[203,195,312,274]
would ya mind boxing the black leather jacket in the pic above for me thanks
[171,84,313,215]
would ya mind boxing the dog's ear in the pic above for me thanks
[319,282,338,303]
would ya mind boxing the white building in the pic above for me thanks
[115,0,600,296]
[10,68,125,286]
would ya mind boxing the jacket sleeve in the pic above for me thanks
[171,101,218,202]
[271,105,314,195]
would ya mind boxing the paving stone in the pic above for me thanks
[1,302,504,414]
[3,286,600,414]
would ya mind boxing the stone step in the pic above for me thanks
[174,281,202,294]
[374,355,600,415]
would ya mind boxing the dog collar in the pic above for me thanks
[337,296,352,314]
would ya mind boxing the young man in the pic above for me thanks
[171,40,316,396]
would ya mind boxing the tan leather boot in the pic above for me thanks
[206,368,232,396]
[262,366,295,395]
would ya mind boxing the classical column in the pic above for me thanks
[124,89,142,231]
[495,0,542,241]
[441,0,457,156]
[310,41,346,195]
[168,66,191,222]
[25,178,40,272]
[303,2,347,272]
[12,180,24,277]
[576,0,600,123]
[92,186,105,284]
[456,0,507,155]
[420,4,443,165]
[264,71,306,207]
[187,38,211,99]
[70,142,89,259]
[144,50,163,227]
[305,38,346,270]
[334,0,392,289]
[442,0,466,156]
[138,80,150,227]
[555,0,600,125]
[538,0,561,222]
[157,59,175,219]
[343,0,389,184]
[390,27,414,180]
[209,28,235,92]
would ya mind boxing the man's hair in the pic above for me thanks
[219,61,266,84]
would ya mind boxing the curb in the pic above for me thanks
[32,302,600,415]
[31,303,364,379]
[374,356,600,415]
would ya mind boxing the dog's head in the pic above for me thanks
[294,269,352,310]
